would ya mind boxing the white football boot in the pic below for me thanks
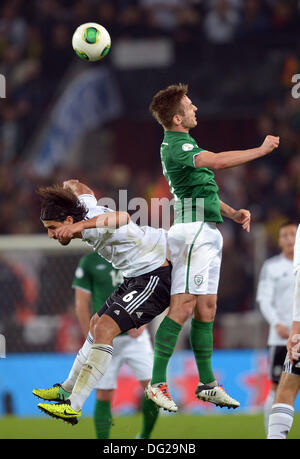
[195,383,240,409]
[145,383,178,412]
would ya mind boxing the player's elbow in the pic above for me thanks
[195,152,222,170]
[213,158,228,170]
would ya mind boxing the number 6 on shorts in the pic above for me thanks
[122,290,138,303]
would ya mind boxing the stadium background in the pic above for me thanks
[0,0,300,438]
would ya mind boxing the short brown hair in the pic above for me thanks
[149,83,188,129]
[37,185,88,222]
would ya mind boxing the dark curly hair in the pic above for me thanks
[37,185,88,222]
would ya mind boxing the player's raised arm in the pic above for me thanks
[55,212,130,245]
[194,135,280,170]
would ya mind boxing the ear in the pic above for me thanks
[64,216,74,225]
[173,114,182,127]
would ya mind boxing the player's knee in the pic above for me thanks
[94,314,120,343]
[89,314,99,337]
[96,389,114,402]
[195,299,216,321]
[169,297,196,324]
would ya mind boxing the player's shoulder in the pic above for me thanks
[263,254,291,274]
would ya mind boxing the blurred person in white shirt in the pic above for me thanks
[256,221,297,433]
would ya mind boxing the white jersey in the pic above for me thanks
[78,194,167,278]
[293,224,300,322]
[256,253,295,346]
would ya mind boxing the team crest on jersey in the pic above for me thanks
[96,264,106,270]
[75,267,84,278]
[182,143,194,151]
[194,274,203,287]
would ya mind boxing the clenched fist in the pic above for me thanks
[260,135,280,155]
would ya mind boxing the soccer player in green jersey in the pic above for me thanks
[145,83,280,411]
[72,252,159,439]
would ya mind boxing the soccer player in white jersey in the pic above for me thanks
[33,180,171,425]
[256,222,298,433]
[267,223,300,439]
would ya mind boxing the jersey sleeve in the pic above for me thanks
[81,205,114,243]
[72,256,92,293]
[172,139,205,168]
[293,224,300,274]
[293,269,300,322]
[256,261,279,326]
[78,194,98,209]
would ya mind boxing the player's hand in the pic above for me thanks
[232,209,251,232]
[291,337,300,361]
[63,179,95,197]
[55,222,85,245]
[275,323,290,339]
[260,135,280,155]
[127,325,147,339]
[287,333,300,363]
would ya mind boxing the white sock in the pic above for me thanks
[62,332,94,393]
[267,403,294,439]
[264,389,275,434]
[69,344,113,411]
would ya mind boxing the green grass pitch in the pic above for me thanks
[0,413,299,439]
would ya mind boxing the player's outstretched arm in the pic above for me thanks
[220,200,251,232]
[194,135,280,170]
[55,212,130,245]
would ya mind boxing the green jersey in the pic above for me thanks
[72,252,123,315]
[161,130,223,224]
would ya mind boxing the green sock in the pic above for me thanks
[139,396,159,439]
[94,400,112,439]
[151,316,182,385]
[190,319,215,384]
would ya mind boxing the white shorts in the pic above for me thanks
[96,329,153,390]
[167,222,223,295]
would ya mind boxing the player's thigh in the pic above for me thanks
[94,313,122,344]
[275,372,300,405]
[98,266,171,332]
[269,345,287,385]
[194,294,217,322]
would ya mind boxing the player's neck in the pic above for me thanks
[282,250,293,260]
[167,126,190,134]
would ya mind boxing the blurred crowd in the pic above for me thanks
[0,0,299,333]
